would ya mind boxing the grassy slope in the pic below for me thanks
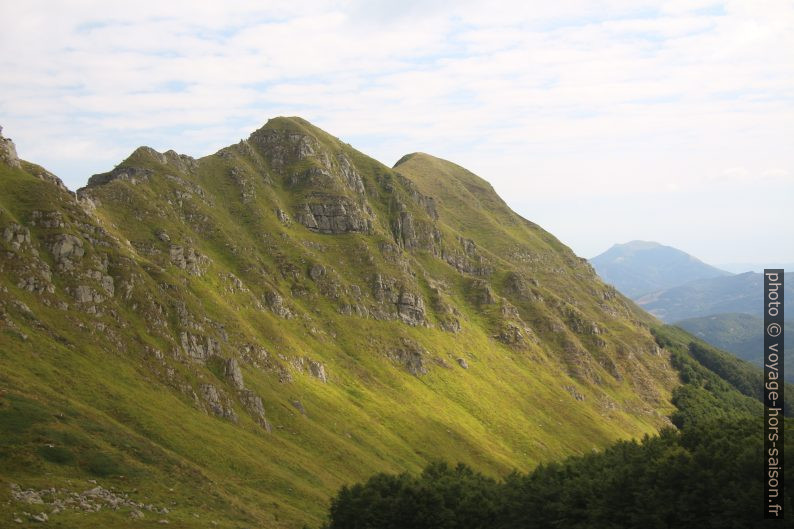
[2,119,677,528]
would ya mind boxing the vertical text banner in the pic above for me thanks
[765,269,784,519]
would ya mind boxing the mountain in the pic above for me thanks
[592,240,791,384]
[675,313,793,382]
[589,241,731,298]
[636,271,794,322]
[0,119,678,528]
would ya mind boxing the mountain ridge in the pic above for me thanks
[2,118,677,528]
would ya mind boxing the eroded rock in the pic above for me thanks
[223,357,245,390]
[169,245,209,276]
[296,196,372,234]
[200,384,238,422]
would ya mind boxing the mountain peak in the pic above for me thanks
[614,240,664,250]
[591,241,731,298]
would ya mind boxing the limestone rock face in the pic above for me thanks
[296,196,372,234]
[250,128,319,172]
[180,332,219,363]
[396,291,425,326]
[391,201,442,253]
[336,153,365,195]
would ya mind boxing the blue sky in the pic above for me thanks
[1,0,792,264]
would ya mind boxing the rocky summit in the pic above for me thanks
[0,118,678,527]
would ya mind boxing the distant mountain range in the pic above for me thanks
[591,242,791,381]
[589,240,731,298]
[635,271,793,322]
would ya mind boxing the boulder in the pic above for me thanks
[307,360,328,382]
[50,234,85,262]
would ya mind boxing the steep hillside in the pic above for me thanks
[676,313,793,382]
[1,119,677,528]
[322,324,794,528]
[590,241,730,298]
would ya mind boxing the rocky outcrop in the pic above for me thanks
[389,340,428,376]
[0,126,21,168]
[72,285,104,304]
[563,385,586,401]
[240,390,271,431]
[391,201,442,253]
[265,290,294,318]
[295,196,372,234]
[31,210,65,229]
[274,208,291,226]
[369,275,427,326]
[495,322,528,347]
[180,332,219,363]
[3,224,31,251]
[223,357,245,390]
[50,234,85,269]
[169,245,209,276]
[503,272,539,300]
[200,384,238,422]
[336,153,365,195]
[468,279,495,306]
[396,291,425,326]
[307,359,328,382]
[215,356,272,430]
[564,306,602,335]
[9,482,170,520]
[250,128,320,172]
[87,165,153,187]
